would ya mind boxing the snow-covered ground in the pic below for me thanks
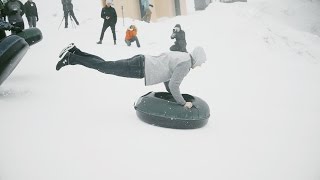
[1,0,320,180]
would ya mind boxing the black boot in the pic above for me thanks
[56,52,70,71]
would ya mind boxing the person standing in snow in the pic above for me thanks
[0,18,21,40]
[3,0,25,34]
[97,0,117,45]
[61,0,79,28]
[0,0,5,38]
[170,24,187,52]
[56,43,207,108]
[0,0,5,20]
[142,4,153,23]
[125,25,140,47]
[24,0,38,28]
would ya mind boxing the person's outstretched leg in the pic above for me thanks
[59,43,106,60]
[57,49,145,79]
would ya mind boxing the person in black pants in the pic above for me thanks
[97,1,117,45]
[24,0,39,28]
[61,0,79,28]
[56,43,207,108]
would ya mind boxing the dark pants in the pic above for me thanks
[125,36,140,47]
[27,16,37,28]
[68,49,145,79]
[64,10,79,27]
[170,44,187,52]
[99,20,116,41]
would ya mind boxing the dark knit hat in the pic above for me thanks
[174,24,181,29]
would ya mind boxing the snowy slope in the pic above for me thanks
[0,1,320,180]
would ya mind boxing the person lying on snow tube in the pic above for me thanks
[56,43,207,109]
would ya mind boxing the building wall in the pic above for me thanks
[112,0,141,20]
[110,0,186,22]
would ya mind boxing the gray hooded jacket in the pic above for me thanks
[144,46,207,105]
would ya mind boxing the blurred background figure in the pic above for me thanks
[142,4,153,23]
[170,24,187,52]
[61,0,79,28]
[0,0,5,20]
[3,0,25,34]
[24,0,38,28]
[125,25,140,48]
[97,0,117,45]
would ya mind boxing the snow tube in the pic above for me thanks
[16,27,42,46]
[134,92,210,129]
[0,35,29,86]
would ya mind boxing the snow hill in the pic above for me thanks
[0,0,320,180]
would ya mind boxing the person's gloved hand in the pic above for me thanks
[3,23,13,30]
[171,32,176,39]
[184,102,193,109]
[11,26,23,33]
[9,10,18,15]
[36,16,39,21]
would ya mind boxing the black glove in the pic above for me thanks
[9,10,18,15]
[36,16,39,21]
[11,26,23,33]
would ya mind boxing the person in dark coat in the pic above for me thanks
[0,0,5,20]
[0,18,22,40]
[97,0,117,45]
[61,0,79,28]
[3,0,25,34]
[24,0,38,28]
[170,24,187,52]
[56,43,207,108]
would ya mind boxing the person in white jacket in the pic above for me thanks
[56,43,207,108]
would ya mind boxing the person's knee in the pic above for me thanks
[170,46,176,51]
[125,40,131,46]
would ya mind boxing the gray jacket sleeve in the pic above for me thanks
[167,61,190,105]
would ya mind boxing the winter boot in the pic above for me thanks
[59,43,76,58]
[56,52,70,71]
[114,40,116,45]
[97,40,102,44]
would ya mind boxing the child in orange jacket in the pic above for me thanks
[125,25,140,47]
